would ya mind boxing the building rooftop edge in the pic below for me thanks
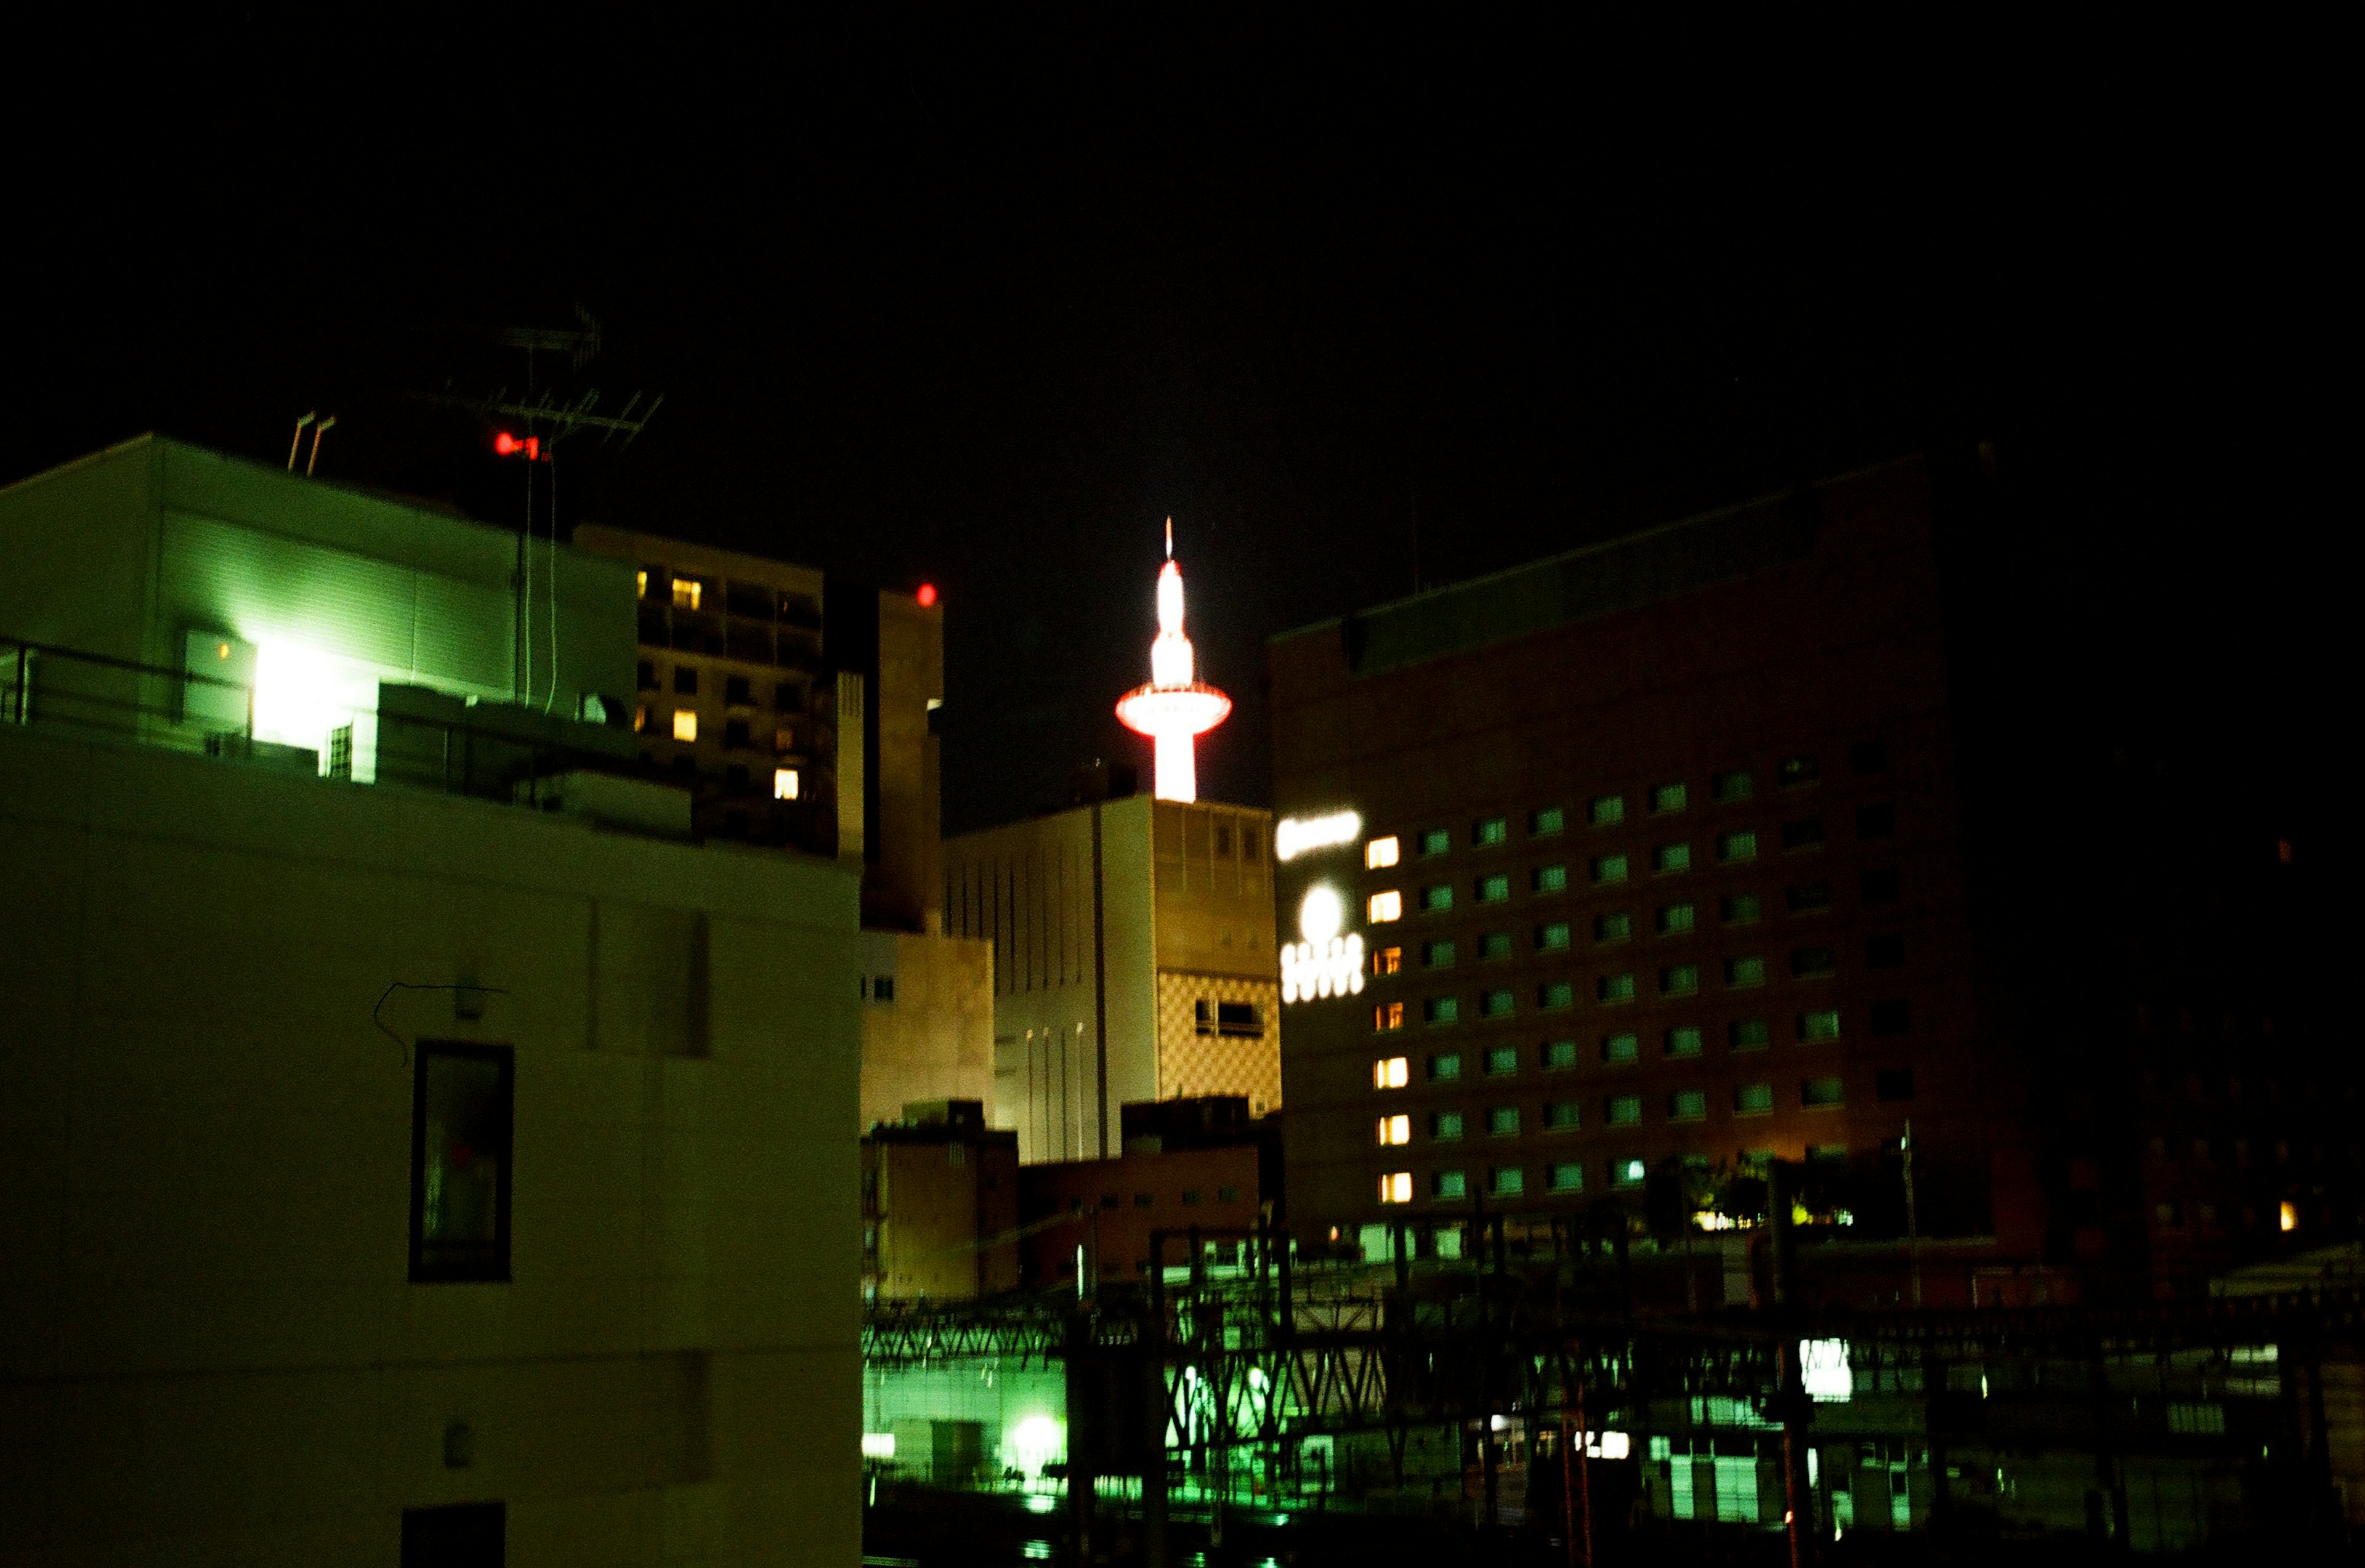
[0,432,481,522]
[1266,453,1925,650]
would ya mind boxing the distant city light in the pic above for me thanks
[1275,810,1362,861]
[860,1433,895,1460]
[1282,884,1364,1003]
[2280,1200,2298,1232]
[916,583,938,607]
[1801,1338,1853,1402]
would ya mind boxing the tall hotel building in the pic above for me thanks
[1269,453,2349,1298]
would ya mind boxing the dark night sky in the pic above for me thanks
[4,14,2337,835]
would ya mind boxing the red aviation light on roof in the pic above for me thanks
[493,432,541,459]
[916,583,938,607]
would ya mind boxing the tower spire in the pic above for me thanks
[1114,533,1231,802]
[1165,516,1173,560]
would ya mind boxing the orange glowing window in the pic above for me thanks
[1368,890,1403,923]
[1366,835,1401,870]
[774,769,800,801]
[671,578,702,612]
[1378,1172,1413,1205]
[2280,1200,2298,1232]
[1371,945,1402,977]
[1373,1056,1409,1089]
[672,709,698,743]
[1373,1002,1404,1033]
[1377,1115,1410,1146]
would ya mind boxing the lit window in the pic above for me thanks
[1377,1115,1411,1146]
[1670,1089,1707,1121]
[1373,1056,1410,1089]
[1418,828,1451,857]
[1731,1019,1771,1051]
[1598,973,1635,1003]
[1779,754,1819,787]
[1659,964,1699,996]
[1666,1025,1703,1058]
[1537,980,1574,1011]
[1366,836,1401,869]
[636,569,649,597]
[1549,1162,1583,1192]
[1591,854,1629,885]
[1725,956,1766,988]
[1487,1106,1520,1136]
[1530,806,1566,836]
[1484,1045,1519,1076]
[1479,931,1512,960]
[1480,988,1514,1019]
[1723,893,1763,924]
[1433,1170,1467,1200]
[1601,1032,1639,1064]
[1373,1002,1404,1033]
[1424,997,1459,1027]
[773,768,800,800]
[1430,1110,1465,1141]
[775,726,796,754]
[1542,1040,1578,1070]
[1489,1166,1524,1196]
[1420,940,1456,970]
[1473,817,1508,847]
[1799,1009,1841,1041]
[1378,1172,1413,1205]
[1543,1100,1579,1129]
[1736,1082,1775,1115]
[1656,902,1694,935]
[1802,1077,1845,1109]
[1613,1158,1646,1187]
[1368,891,1403,923]
[671,709,698,742]
[1589,795,1625,826]
[1713,770,1753,802]
[1474,874,1508,903]
[671,577,703,611]
[1370,945,1402,976]
[1651,782,1688,814]
[1718,830,1758,863]
[1652,843,1691,874]
[1532,863,1567,894]
[1428,1053,1461,1081]
[633,704,649,733]
[1606,1094,1641,1126]
[1538,921,1574,951]
[2280,1201,2298,1232]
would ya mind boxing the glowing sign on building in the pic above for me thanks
[1282,883,1365,1003]
[1275,809,1362,861]
[1114,522,1231,803]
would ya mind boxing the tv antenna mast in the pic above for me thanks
[415,307,663,708]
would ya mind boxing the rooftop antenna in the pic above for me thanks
[306,414,336,477]
[1165,516,1173,559]
[413,309,661,708]
[287,411,316,471]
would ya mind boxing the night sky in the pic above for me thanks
[6,15,2334,835]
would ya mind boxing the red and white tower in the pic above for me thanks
[1114,522,1231,802]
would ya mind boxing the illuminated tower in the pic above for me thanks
[1115,523,1231,803]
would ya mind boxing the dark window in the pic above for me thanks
[1213,821,1232,855]
[1479,931,1513,961]
[1730,1018,1771,1051]
[724,675,754,707]
[1865,934,1906,969]
[1194,1000,1214,1033]
[1870,999,1911,1035]
[1537,921,1572,951]
[1101,1195,1120,1210]
[1133,1192,1154,1208]
[1790,946,1837,979]
[1713,770,1754,802]
[773,682,804,713]
[722,719,752,750]
[1786,881,1830,914]
[1537,980,1575,1009]
[1532,863,1568,894]
[1659,963,1700,996]
[1422,940,1456,968]
[1480,989,1514,1019]
[1217,1186,1240,1202]
[1779,754,1820,788]
[1591,853,1629,884]
[1665,1025,1703,1057]
[410,1044,515,1283]
[636,660,658,692]
[1855,802,1895,839]
[1876,1067,1916,1102]
[1424,996,1459,1025]
[1216,1001,1264,1037]
[1181,1189,1203,1205]
[1530,806,1566,836]
[1476,873,1511,903]
[1851,738,1890,774]
[1473,816,1509,846]
[402,1501,505,1567]
[1601,1032,1639,1064]
[1595,911,1631,942]
[1859,868,1901,903]
[1801,1077,1845,1108]
[1721,893,1762,924]
[871,976,895,1003]
[1543,1039,1579,1069]
[1419,828,1452,857]
[1781,818,1825,851]
[673,667,698,695]
[724,763,749,791]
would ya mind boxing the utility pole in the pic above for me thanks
[1902,1120,1922,1309]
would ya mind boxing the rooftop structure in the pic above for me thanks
[1114,527,1229,804]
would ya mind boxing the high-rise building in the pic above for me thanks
[0,436,863,1562]
[570,525,992,1130]
[861,1100,1021,1302]
[1266,453,2350,1298]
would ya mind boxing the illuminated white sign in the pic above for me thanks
[1800,1338,1853,1402]
[1282,884,1364,1003]
[1275,810,1363,861]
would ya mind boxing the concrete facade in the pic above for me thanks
[0,722,862,1565]
[860,1104,1021,1303]
[943,794,1281,1165]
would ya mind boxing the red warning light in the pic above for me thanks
[495,432,519,455]
[493,432,542,459]
[916,583,939,607]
